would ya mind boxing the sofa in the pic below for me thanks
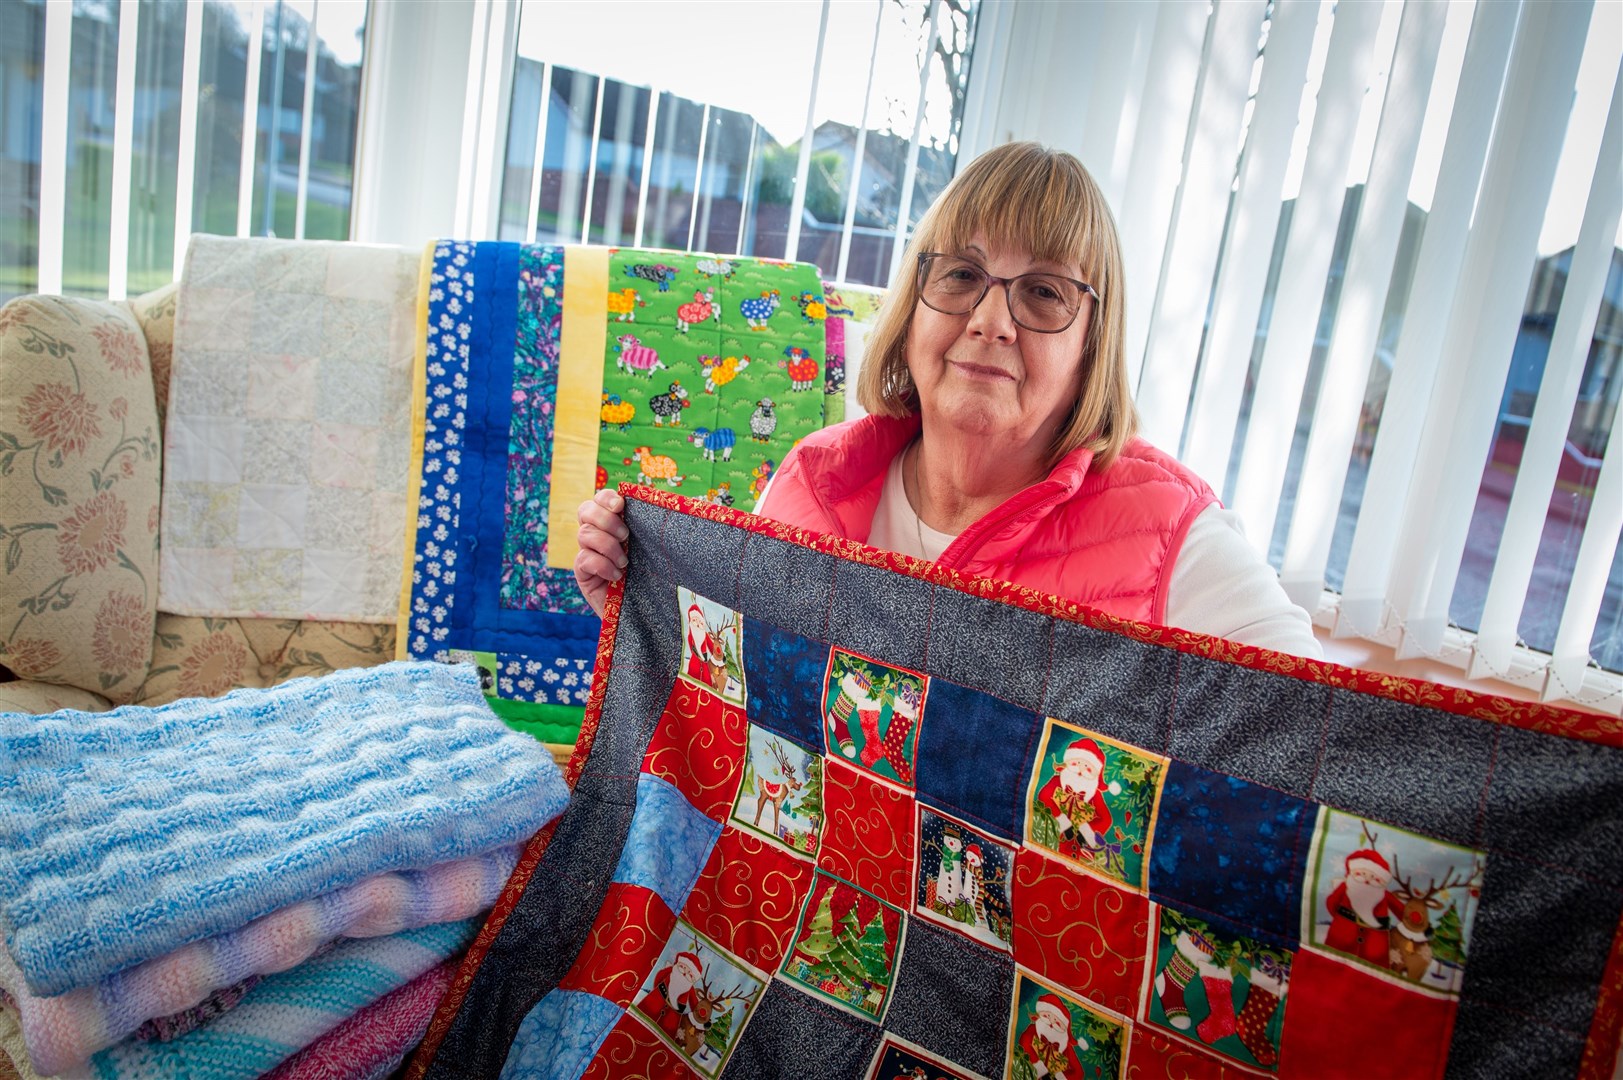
[0,282,394,717]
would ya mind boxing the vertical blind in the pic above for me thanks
[488,0,979,290]
[8,0,367,304]
[1101,0,1622,714]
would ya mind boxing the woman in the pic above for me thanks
[575,142,1319,657]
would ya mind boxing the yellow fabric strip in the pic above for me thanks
[395,240,437,659]
[546,245,611,570]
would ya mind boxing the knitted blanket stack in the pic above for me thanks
[0,662,571,1077]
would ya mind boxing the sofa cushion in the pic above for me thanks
[133,614,394,706]
[0,297,160,701]
[126,283,177,436]
[0,680,112,715]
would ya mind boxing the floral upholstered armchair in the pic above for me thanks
[0,285,393,715]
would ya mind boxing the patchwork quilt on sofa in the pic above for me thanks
[399,243,847,751]
[408,489,1623,1079]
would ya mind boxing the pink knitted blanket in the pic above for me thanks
[1,847,516,1076]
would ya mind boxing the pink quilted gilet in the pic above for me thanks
[756,414,1216,624]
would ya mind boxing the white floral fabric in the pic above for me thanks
[158,237,419,622]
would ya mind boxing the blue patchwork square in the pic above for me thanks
[914,679,1043,841]
[610,774,723,914]
[1148,760,1316,947]
[743,617,830,748]
[885,916,1016,1078]
[723,978,882,1079]
[498,989,624,1080]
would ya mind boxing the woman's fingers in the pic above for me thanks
[573,492,630,617]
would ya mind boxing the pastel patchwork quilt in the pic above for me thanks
[160,236,419,622]
[401,243,844,751]
[409,490,1623,1080]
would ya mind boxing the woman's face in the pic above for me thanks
[905,236,1092,453]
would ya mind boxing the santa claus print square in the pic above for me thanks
[630,921,767,1076]
[779,871,907,1021]
[1143,905,1292,1072]
[678,586,747,706]
[729,725,824,857]
[821,647,929,790]
[914,806,1015,954]
[1023,720,1167,892]
[1006,971,1127,1080]
[1302,808,1486,997]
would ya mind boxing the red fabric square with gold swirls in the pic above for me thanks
[642,677,748,823]
[1277,948,1456,1078]
[581,1011,699,1080]
[1011,847,1149,1015]
[816,758,917,908]
[558,881,678,1008]
[1127,1024,1251,1079]
[681,825,815,972]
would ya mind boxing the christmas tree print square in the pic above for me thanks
[730,725,824,857]
[630,921,766,1076]
[821,647,929,790]
[1024,720,1166,892]
[865,1034,988,1080]
[915,805,1015,954]
[1144,906,1291,1072]
[1005,971,1127,1080]
[1303,808,1485,996]
[679,587,747,706]
[779,871,906,1020]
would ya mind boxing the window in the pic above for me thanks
[496,0,978,288]
[0,0,368,305]
[1027,0,1623,710]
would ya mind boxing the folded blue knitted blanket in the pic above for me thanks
[0,661,568,996]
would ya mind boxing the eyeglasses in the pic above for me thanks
[916,253,1099,334]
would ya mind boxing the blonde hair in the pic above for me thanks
[855,141,1137,469]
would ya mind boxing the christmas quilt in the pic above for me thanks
[406,493,1623,1080]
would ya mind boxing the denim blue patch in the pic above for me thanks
[743,617,830,748]
[914,679,1044,841]
[1149,760,1316,947]
[498,989,624,1080]
[610,774,723,915]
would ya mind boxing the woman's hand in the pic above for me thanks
[575,489,629,617]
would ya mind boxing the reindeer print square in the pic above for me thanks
[1024,720,1167,893]
[780,871,907,1021]
[1006,971,1127,1080]
[1143,906,1291,1072]
[1302,808,1485,997]
[915,806,1014,954]
[821,647,929,790]
[631,922,767,1077]
[679,587,747,707]
[730,726,824,857]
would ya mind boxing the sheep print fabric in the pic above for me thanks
[407,489,1623,1080]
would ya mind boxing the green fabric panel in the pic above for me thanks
[487,695,586,745]
[597,251,828,511]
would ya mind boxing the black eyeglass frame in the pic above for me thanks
[915,252,1101,334]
